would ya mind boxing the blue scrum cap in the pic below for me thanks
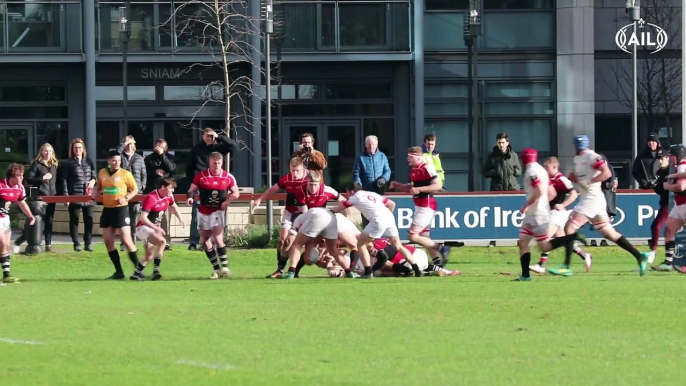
[573,135,590,152]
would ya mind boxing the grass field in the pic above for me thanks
[2,244,684,386]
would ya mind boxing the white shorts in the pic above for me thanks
[299,208,338,240]
[412,249,429,271]
[281,210,294,230]
[573,197,608,220]
[411,206,435,232]
[0,216,10,234]
[520,215,550,242]
[135,225,156,243]
[197,211,226,231]
[669,205,686,221]
[335,213,360,237]
[363,215,399,239]
[550,209,572,228]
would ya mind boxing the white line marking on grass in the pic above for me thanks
[0,338,43,345]
[176,359,236,371]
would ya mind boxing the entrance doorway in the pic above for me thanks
[283,121,361,192]
[0,124,32,173]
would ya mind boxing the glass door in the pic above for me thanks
[0,125,32,173]
[323,123,360,192]
[159,121,198,192]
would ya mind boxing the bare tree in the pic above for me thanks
[605,0,682,138]
[160,0,264,150]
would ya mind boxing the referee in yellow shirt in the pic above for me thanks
[96,150,139,280]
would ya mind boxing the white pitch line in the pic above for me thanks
[176,359,236,371]
[0,337,43,345]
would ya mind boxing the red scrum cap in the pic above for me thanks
[521,148,538,166]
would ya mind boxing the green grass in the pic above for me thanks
[2,245,685,386]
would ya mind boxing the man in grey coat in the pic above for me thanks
[118,135,147,249]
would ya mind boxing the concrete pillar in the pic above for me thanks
[556,0,594,172]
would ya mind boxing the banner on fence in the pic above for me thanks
[390,193,661,241]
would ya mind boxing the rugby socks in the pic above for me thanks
[128,250,139,266]
[349,250,360,268]
[108,249,124,274]
[573,243,587,260]
[538,252,549,266]
[392,262,412,275]
[133,261,147,277]
[616,236,644,262]
[217,246,228,269]
[425,264,441,274]
[520,252,531,278]
[665,240,676,263]
[411,263,422,277]
[0,255,9,278]
[372,249,389,272]
[205,248,220,270]
[364,266,373,276]
[153,258,162,274]
[295,253,306,276]
[276,251,288,272]
[550,233,578,250]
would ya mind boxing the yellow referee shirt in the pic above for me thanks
[97,167,137,208]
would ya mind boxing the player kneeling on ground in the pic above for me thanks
[283,207,343,280]
[186,152,239,279]
[130,177,184,281]
[332,183,422,278]
[515,148,587,282]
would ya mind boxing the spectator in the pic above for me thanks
[352,135,391,226]
[632,133,663,189]
[145,138,176,250]
[14,143,58,253]
[62,138,96,252]
[186,128,236,250]
[291,133,327,171]
[483,133,521,191]
[117,136,147,249]
[422,133,445,190]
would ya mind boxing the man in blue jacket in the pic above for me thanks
[352,135,391,226]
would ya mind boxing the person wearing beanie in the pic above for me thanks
[632,133,663,189]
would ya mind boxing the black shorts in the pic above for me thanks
[100,206,131,229]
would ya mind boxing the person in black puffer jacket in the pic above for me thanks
[61,138,96,252]
[632,133,662,189]
[145,138,176,249]
[14,143,59,252]
[117,136,147,247]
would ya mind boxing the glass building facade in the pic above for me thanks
[0,0,681,191]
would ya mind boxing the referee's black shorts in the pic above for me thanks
[100,206,130,229]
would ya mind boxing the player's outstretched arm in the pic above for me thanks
[253,183,280,210]
[186,184,198,206]
[169,203,184,228]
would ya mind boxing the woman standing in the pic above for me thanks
[14,143,58,252]
[1,163,36,283]
[117,135,146,250]
[61,138,96,252]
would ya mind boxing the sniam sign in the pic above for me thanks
[390,193,660,241]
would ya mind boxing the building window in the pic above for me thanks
[424,121,469,153]
[6,3,62,50]
[324,83,392,100]
[0,86,66,102]
[483,12,555,49]
[163,85,223,101]
[95,86,156,101]
[485,119,552,153]
[426,0,469,10]
[96,121,121,159]
[97,2,154,52]
[596,117,632,153]
[36,122,69,160]
[486,82,552,98]
[424,12,466,51]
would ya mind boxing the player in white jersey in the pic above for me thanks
[282,207,341,280]
[514,149,587,282]
[331,183,421,278]
[288,211,359,278]
[657,145,686,272]
[548,135,649,277]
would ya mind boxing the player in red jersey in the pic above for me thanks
[130,177,184,281]
[389,146,451,267]
[252,157,307,278]
[0,163,35,283]
[657,145,686,272]
[296,170,346,209]
[186,152,239,279]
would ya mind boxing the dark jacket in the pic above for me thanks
[61,157,96,207]
[117,144,147,193]
[483,146,522,191]
[26,159,57,197]
[144,151,176,194]
[654,166,670,207]
[187,135,236,178]
[352,150,391,191]
[632,145,663,189]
